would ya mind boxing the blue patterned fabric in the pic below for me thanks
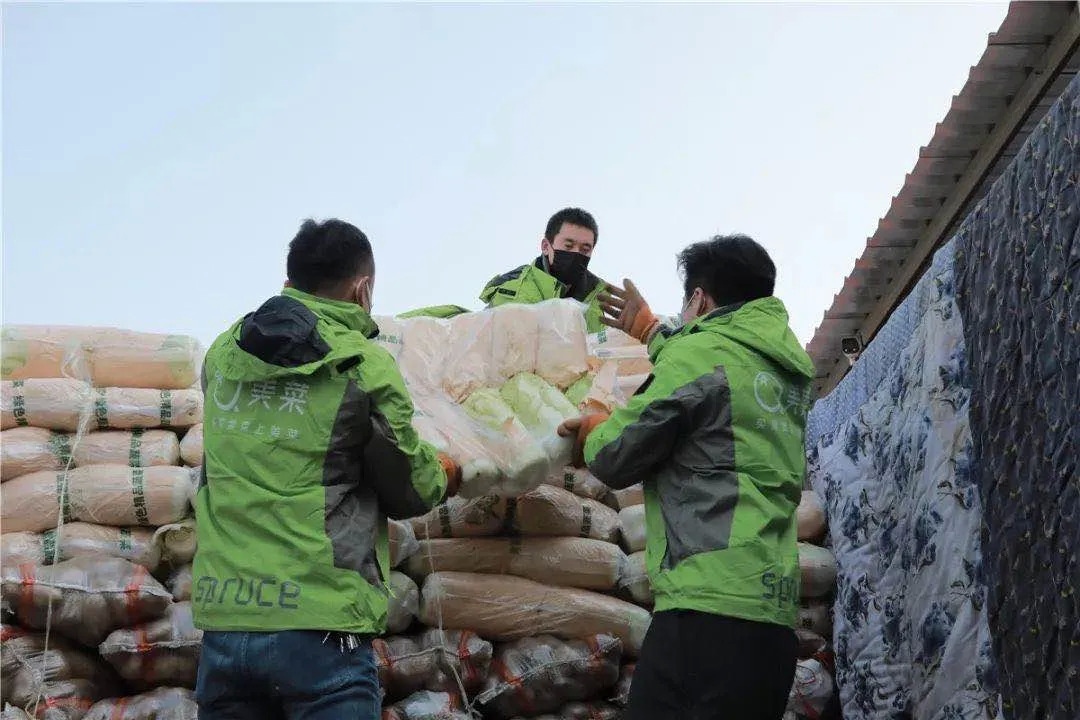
[807,240,1000,719]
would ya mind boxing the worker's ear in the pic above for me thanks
[540,237,555,263]
[283,279,292,289]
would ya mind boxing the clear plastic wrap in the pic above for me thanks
[491,305,540,382]
[0,557,173,647]
[442,312,499,402]
[390,518,421,568]
[533,301,589,389]
[613,663,634,706]
[177,425,202,467]
[476,634,621,719]
[0,706,31,720]
[797,491,826,543]
[586,327,653,377]
[381,690,469,720]
[0,524,162,573]
[786,658,833,718]
[373,316,406,362]
[1,381,202,433]
[461,389,549,496]
[406,537,626,591]
[419,571,651,656]
[152,519,196,567]
[542,467,609,502]
[797,600,832,640]
[1,465,193,533]
[410,394,504,499]
[508,485,620,544]
[798,543,837,598]
[388,571,420,635]
[618,505,646,554]
[398,317,451,391]
[0,429,180,481]
[1,624,121,718]
[83,688,198,720]
[167,565,192,601]
[410,496,508,540]
[99,602,201,689]
[373,630,491,701]
[603,485,643,512]
[620,551,652,607]
[0,326,202,390]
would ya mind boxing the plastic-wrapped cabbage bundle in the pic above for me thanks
[388,571,420,635]
[512,702,623,720]
[620,551,652,607]
[0,524,162,573]
[1,557,173,647]
[1,428,73,480]
[167,565,192,601]
[533,300,588,389]
[390,518,421,568]
[442,312,499,402]
[0,326,202,390]
[586,327,652,378]
[178,425,202,466]
[373,316,406,362]
[410,496,507,540]
[2,465,193,533]
[604,485,643,512]
[476,634,621,719]
[798,543,837,598]
[543,467,609,502]
[618,505,646,553]
[407,537,625,591]
[398,317,450,391]
[420,572,651,656]
[411,394,502,500]
[0,428,181,480]
[786,659,833,718]
[99,602,201,689]
[153,519,196,567]
[613,663,634,706]
[462,389,548,497]
[83,688,198,720]
[382,690,470,720]
[508,485,619,543]
[373,630,491,701]
[491,304,539,382]
[1,624,121,719]
[499,373,576,468]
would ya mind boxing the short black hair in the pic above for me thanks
[545,207,599,244]
[677,234,776,307]
[286,218,374,294]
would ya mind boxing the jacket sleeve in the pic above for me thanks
[583,349,707,489]
[355,355,448,520]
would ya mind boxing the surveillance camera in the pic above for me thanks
[840,334,864,367]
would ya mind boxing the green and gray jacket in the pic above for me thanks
[584,297,814,627]
[480,257,606,332]
[192,288,447,635]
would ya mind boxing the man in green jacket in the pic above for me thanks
[480,207,607,332]
[560,234,814,720]
[193,218,459,719]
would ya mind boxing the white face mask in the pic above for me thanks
[680,288,704,325]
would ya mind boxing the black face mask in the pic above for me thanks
[548,249,591,287]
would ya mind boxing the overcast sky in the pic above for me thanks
[2,2,1008,350]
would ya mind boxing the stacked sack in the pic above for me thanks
[1,325,203,719]
[374,302,650,719]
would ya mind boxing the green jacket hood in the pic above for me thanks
[682,297,814,380]
[210,288,380,382]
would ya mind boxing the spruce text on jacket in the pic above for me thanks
[195,575,302,610]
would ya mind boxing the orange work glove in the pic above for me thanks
[557,413,610,468]
[598,279,660,345]
[437,452,462,498]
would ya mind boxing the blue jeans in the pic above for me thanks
[196,631,380,720]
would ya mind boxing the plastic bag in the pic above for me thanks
[373,316,406,362]
[462,389,548,495]
[604,485,643,512]
[798,543,837,598]
[410,395,503,500]
[620,551,652,606]
[1,624,120,718]
[1,380,203,434]
[1,326,202,390]
[1,524,161,573]
[178,425,202,467]
[99,602,200,689]
[1,428,181,481]
[618,505,646,553]
[1,428,73,481]
[476,634,621,719]
[533,301,589,389]
[442,312,498,402]
[2,465,193,533]
[390,519,421,568]
[586,327,652,377]
[491,304,539,382]
[613,663,634,706]
[420,572,651,656]
[373,630,491,701]
[543,467,609,502]
[410,496,508,540]
[1,557,173,647]
[167,565,192,601]
[381,690,470,720]
[508,485,620,543]
[786,658,833,718]
[797,491,826,542]
[406,537,625,591]
[388,571,419,635]
[153,519,197,567]
[398,317,451,391]
[83,688,198,720]
[797,600,832,640]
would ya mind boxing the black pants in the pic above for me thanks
[626,610,797,720]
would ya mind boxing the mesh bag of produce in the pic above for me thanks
[381,690,470,720]
[796,629,828,660]
[613,663,634,706]
[796,491,826,543]
[476,634,621,719]
[617,506,645,553]
[82,688,198,720]
[374,629,492,703]
[152,520,196,568]
[620,551,652,607]
[507,485,619,544]
[603,485,643,512]
[374,636,432,702]
[1,429,73,481]
[1,533,45,568]
[1,557,173,647]
[1,381,201,433]
[177,425,202,467]
[420,572,650,656]
[542,468,609,502]
[407,537,625,592]
[98,602,201,689]
[786,658,833,718]
[166,566,192,602]
[0,706,31,720]
[410,496,507,540]
[388,571,420,635]
[1,429,180,481]
[2,466,193,533]
[511,702,623,720]
[797,600,832,640]
[0,525,162,574]
[390,519,420,568]
[1,624,120,719]
[1,379,90,432]
[798,543,837,599]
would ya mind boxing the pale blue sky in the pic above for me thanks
[3,2,1007,350]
